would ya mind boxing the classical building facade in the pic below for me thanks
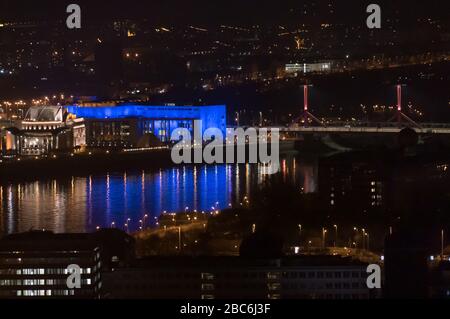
[6,106,86,156]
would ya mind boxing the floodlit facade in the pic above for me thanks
[6,106,86,156]
[0,120,14,156]
[5,104,226,154]
[286,62,332,74]
[0,107,6,120]
[66,104,227,147]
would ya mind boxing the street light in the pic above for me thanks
[353,227,359,248]
[364,232,370,251]
[362,228,366,250]
[178,226,182,253]
[322,228,328,249]
[143,214,148,228]
[334,225,338,247]
[298,224,303,246]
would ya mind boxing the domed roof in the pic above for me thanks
[24,106,63,122]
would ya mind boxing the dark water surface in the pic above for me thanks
[0,157,318,234]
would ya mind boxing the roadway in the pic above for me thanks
[263,123,450,135]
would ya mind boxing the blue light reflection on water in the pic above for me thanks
[0,158,317,234]
[87,165,233,231]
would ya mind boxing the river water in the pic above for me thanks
[0,156,318,234]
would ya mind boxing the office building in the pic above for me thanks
[285,62,332,74]
[66,104,227,146]
[0,231,101,299]
[103,256,373,299]
[0,229,135,299]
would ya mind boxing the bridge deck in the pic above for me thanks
[278,126,450,134]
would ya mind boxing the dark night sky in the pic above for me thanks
[0,0,448,25]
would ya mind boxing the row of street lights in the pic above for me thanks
[96,214,150,232]
[354,227,370,250]
[108,204,227,233]
[297,224,370,250]
[95,199,238,233]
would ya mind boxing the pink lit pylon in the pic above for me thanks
[389,84,421,128]
[299,84,322,126]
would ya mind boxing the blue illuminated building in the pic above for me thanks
[66,104,226,148]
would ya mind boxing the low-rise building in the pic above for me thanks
[429,260,450,298]
[0,229,135,299]
[0,231,101,299]
[103,256,374,299]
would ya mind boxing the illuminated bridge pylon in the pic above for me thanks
[389,84,422,129]
[297,85,323,127]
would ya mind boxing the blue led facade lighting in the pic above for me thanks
[66,104,227,139]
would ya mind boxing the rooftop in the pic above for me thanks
[0,229,134,253]
[24,106,64,122]
[132,255,368,269]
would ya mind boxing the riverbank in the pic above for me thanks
[0,141,299,183]
[2,141,449,185]
[0,149,174,183]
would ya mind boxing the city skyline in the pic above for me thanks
[0,0,449,303]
